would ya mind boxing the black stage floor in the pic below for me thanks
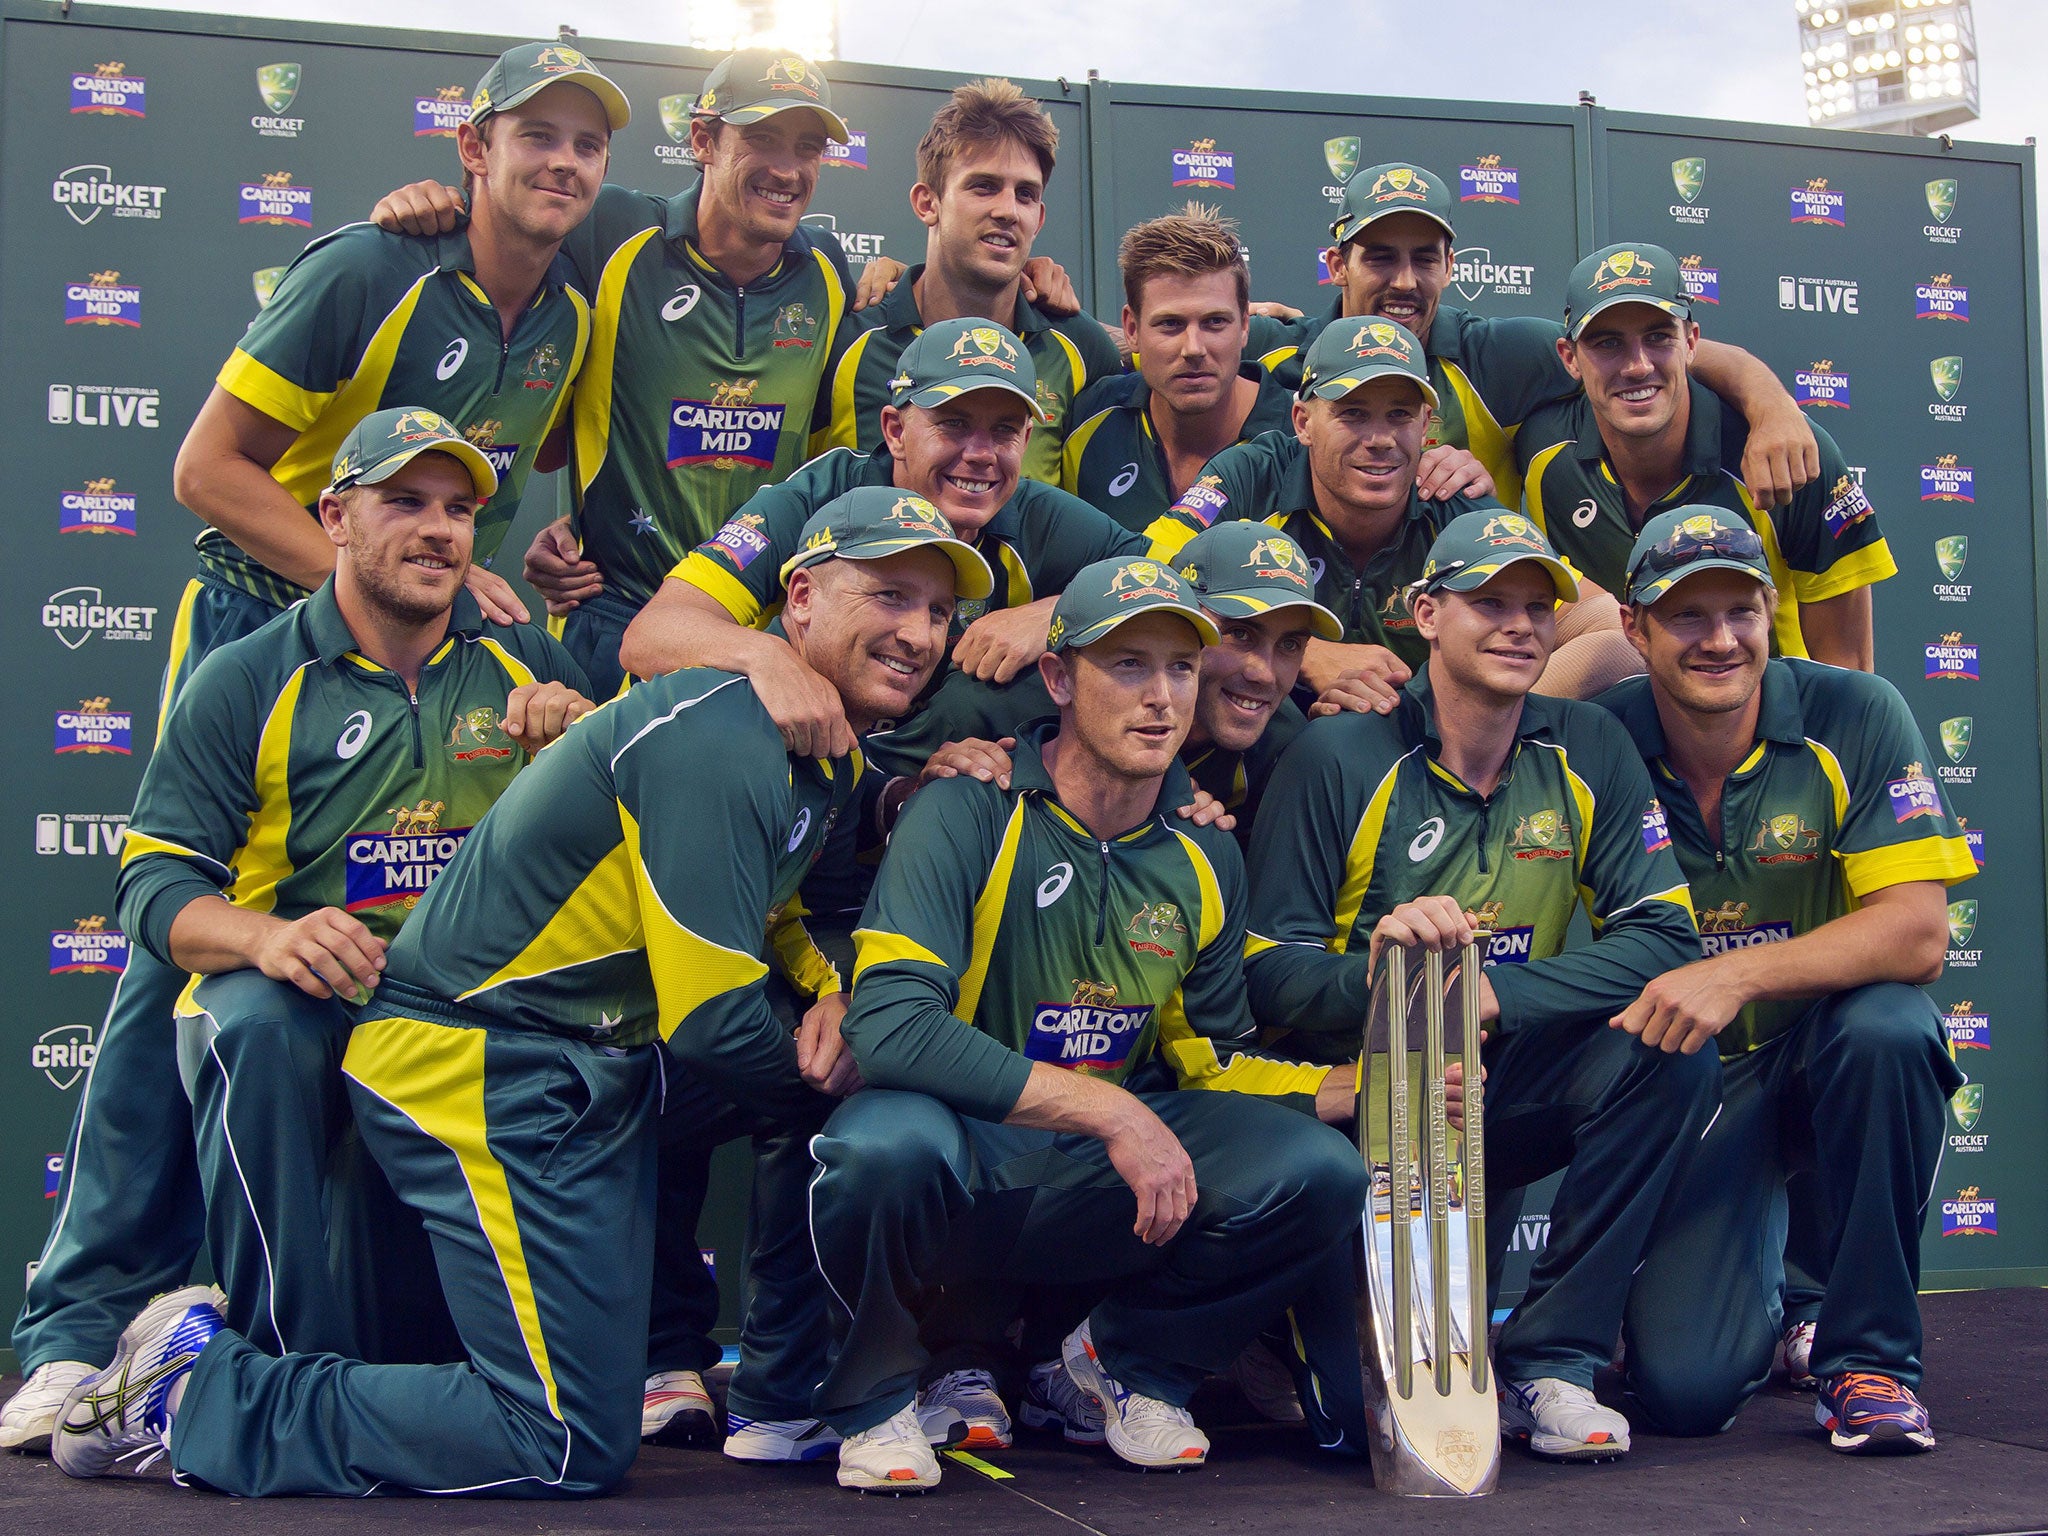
[3,1287,2043,1536]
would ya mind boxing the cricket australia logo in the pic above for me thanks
[1126,901,1187,959]
[1508,808,1572,859]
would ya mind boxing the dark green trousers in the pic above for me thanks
[170,1003,659,1497]
[559,589,637,701]
[1623,983,1962,1434]
[807,1087,1369,1434]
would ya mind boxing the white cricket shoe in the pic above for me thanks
[1500,1376,1631,1461]
[837,1402,940,1492]
[1061,1321,1208,1469]
[642,1368,720,1443]
[52,1286,223,1479]
[0,1360,96,1453]
[1774,1319,1819,1391]
[919,1367,1012,1449]
[726,1402,962,1463]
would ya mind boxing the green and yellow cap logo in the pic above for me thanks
[1050,556,1221,652]
[1297,315,1439,408]
[691,46,849,143]
[1417,508,1579,602]
[1566,241,1689,339]
[1932,355,1963,402]
[471,41,630,131]
[888,317,1049,420]
[1330,160,1456,247]
[779,485,992,600]
[329,405,499,501]
[1176,522,1342,640]
[257,62,301,114]
[1926,178,1957,224]
[1672,157,1706,205]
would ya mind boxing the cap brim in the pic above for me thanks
[497,71,632,130]
[719,100,851,144]
[1065,603,1222,651]
[904,377,1053,422]
[1438,552,1580,603]
[1331,205,1456,247]
[779,534,996,602]
[1630,557,1772,606]
[1305,363,1441,411]
[1568,293,1690,340]
[1199,591,1344,642]
[352,440,500,500]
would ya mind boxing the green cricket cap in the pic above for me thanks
[1565,241,1690,340]
[329,407,498,500]
[1048,557,1221,653]
[1175,522,1342,641]
[471,42,630,132]
[1624,506,1772,605]
[1298,316,1440,409]
[1416,509,1579,601]
[1330,160,1457,247]
[781,486,993,601]
[887,317,1051,420]
[691,48,849,143]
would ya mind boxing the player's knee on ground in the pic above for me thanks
[1625,1341,1755,1438]
[813,1090,970,1209]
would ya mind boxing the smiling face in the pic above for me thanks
[783,547,957,734]
[1043,611,1203,784]
[881,391,1031,537]
[1412,563,1558,707]
[322,451,478,626]
[1335,212,1451,336]
[691,109,829,249]
[1295,376,1430,522]
[1624,567,1773,720]
[913,136,1048,292]
[1562,304,1700,444]
[1190,606,1315,753]
[1127,267,1249,417]
[461,82,610,248]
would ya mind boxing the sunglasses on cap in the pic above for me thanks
[1625,521,1766,601]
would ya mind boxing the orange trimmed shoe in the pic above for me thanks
[1500,1376,1631,1462]
[837,1403,940,1492]
[1815,1371,1936,1454]
[918,1368,1012,1449]
[1060,1321,1208,1470]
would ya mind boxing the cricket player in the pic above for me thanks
[3,41,623,1453]
[1245,509,1716,1461]
[809,556,1363,1490]
[1517,243,1893,669]
[51,487,992,1498]
[1601,507,1972,1454]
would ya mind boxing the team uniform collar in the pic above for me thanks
[1008,717,1197,834]
[303,576,486,666]
[1402,668,1559,799]
[1574,378,1724,486]
[663,182,795,284]
[1615,658,1805,774]
[432,224,566,311]
[879,262,1058,339]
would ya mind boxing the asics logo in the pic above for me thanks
[335,709,373,760]
[787,807,811,851]
[1572,498,1598,528]
[1108,463,1140,497]
[436,337,468,380]
[1408,816,1444,862]
[1036,861,1074,907]
[1308,557,1326,584]
[662,285,702,321]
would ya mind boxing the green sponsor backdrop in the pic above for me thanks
[0,3,2039,1358]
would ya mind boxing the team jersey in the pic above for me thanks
[115,582,586,966]
[1244,672,1698,1061]
[373,672,860,1121]
[820,263,1125,487]
[843,722,1326,1123]
[565,183,858,607]
[1517,384,1895,656]
[675,445,1144,639]
[1060,366,1297,531]
[1248,302,1576,508]
[1599,660,1974,1054]
[1183,698,1306,851]
[213,225,590,609]
[1144,430,1494,673]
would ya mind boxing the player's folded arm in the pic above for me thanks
[217,229,383,429]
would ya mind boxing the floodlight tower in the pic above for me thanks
[689,0,839,60]
[1796,0,1978,135]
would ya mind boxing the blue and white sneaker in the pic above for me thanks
[1020,1358,1106,1445]
[52,1285,222,1479]
[1060,1321,1208,1469]
[725,1403,964,1464]
[1815,1371,1936,1454]
[1499,1376,1630,1462]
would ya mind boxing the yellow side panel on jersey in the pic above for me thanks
[575,228,664,497]
[1442,362,1520,510]
[1520,440,1572,530]
[462,841,643,999]
[826,326,880,454]
[1330,758,1406,953]
[227,662,312,914]
[956,800,1028,1022]
[156,578,205,743]
[620,804,768,1040]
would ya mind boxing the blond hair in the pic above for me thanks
[1118,202,1248,314]
[915,78,1059,194]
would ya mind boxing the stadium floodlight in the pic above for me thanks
[688,0,839,61]
[1795,0,1977,134]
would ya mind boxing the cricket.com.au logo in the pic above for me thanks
[252,61,303,137]
[800,212,886,269]
[1668,156,1709,223]
[31,1023,97,1091]
[1944,898,1980,968]
[1928,355,1966,421]
[41,585,157,649]
[51,163,165,224]
[1451,247,1534,304]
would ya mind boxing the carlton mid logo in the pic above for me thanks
[1792,360,1850,409]
[1929,356,1966,420]
[462,420,519,477]
[50,916,129,975]
[1944,1000,1989,1050]
[64,271,141,327]
[1885,766,1940,825]
[1925,178,1960,244]
[414,85,472,138]
[823,130,869,171]
[1678,254,1720,305]
[344,802,470,912]
[42,586,157,648]
[1669,157,1708,222]
[71,63,146,117]
[1916,275,1969,321]
[1789,177,1846,226]
[1920,454,1974,502]
[1940,1186,1995,1236]
[1171,139,1236,189]
[55,698,133,755]
[52,164,166,224]
[1459,155,1519,204]
[1925,631,1977,681]
[32,1024,97,1091]
[669,383,785,470]
[238,171,314,227]
[1696,900,1794,955]
[61,477,138,535]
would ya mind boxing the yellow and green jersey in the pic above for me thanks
[1599,659,1974,1054]
[373,669,859,1120]
[1245,672,1698,1060]
[565,183,859,607]
[821,263,1125,487]
[1517,384,1895,655]
[1143,429,1493,674]
[1060,366,1297,532]
[115,581,587,966]
[213,225,589,609]
[844,722,1325,1123]
[1249,303,1576,508]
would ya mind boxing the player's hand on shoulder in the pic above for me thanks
[952,604,1051,684]
[1248,299,1304,320]
[1173,787,1237,832]
[522,517,604,616]
[1305,643,1411,717]
[503,680,595,750]
[1413,445,1495,502]
[256,908,386,1004]
[852,255,907,311]
[751,642,858,761]
[370,180,465,236]
[918,736,1016,791]
[1020,256,1079,316]
[463,565,530,626]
